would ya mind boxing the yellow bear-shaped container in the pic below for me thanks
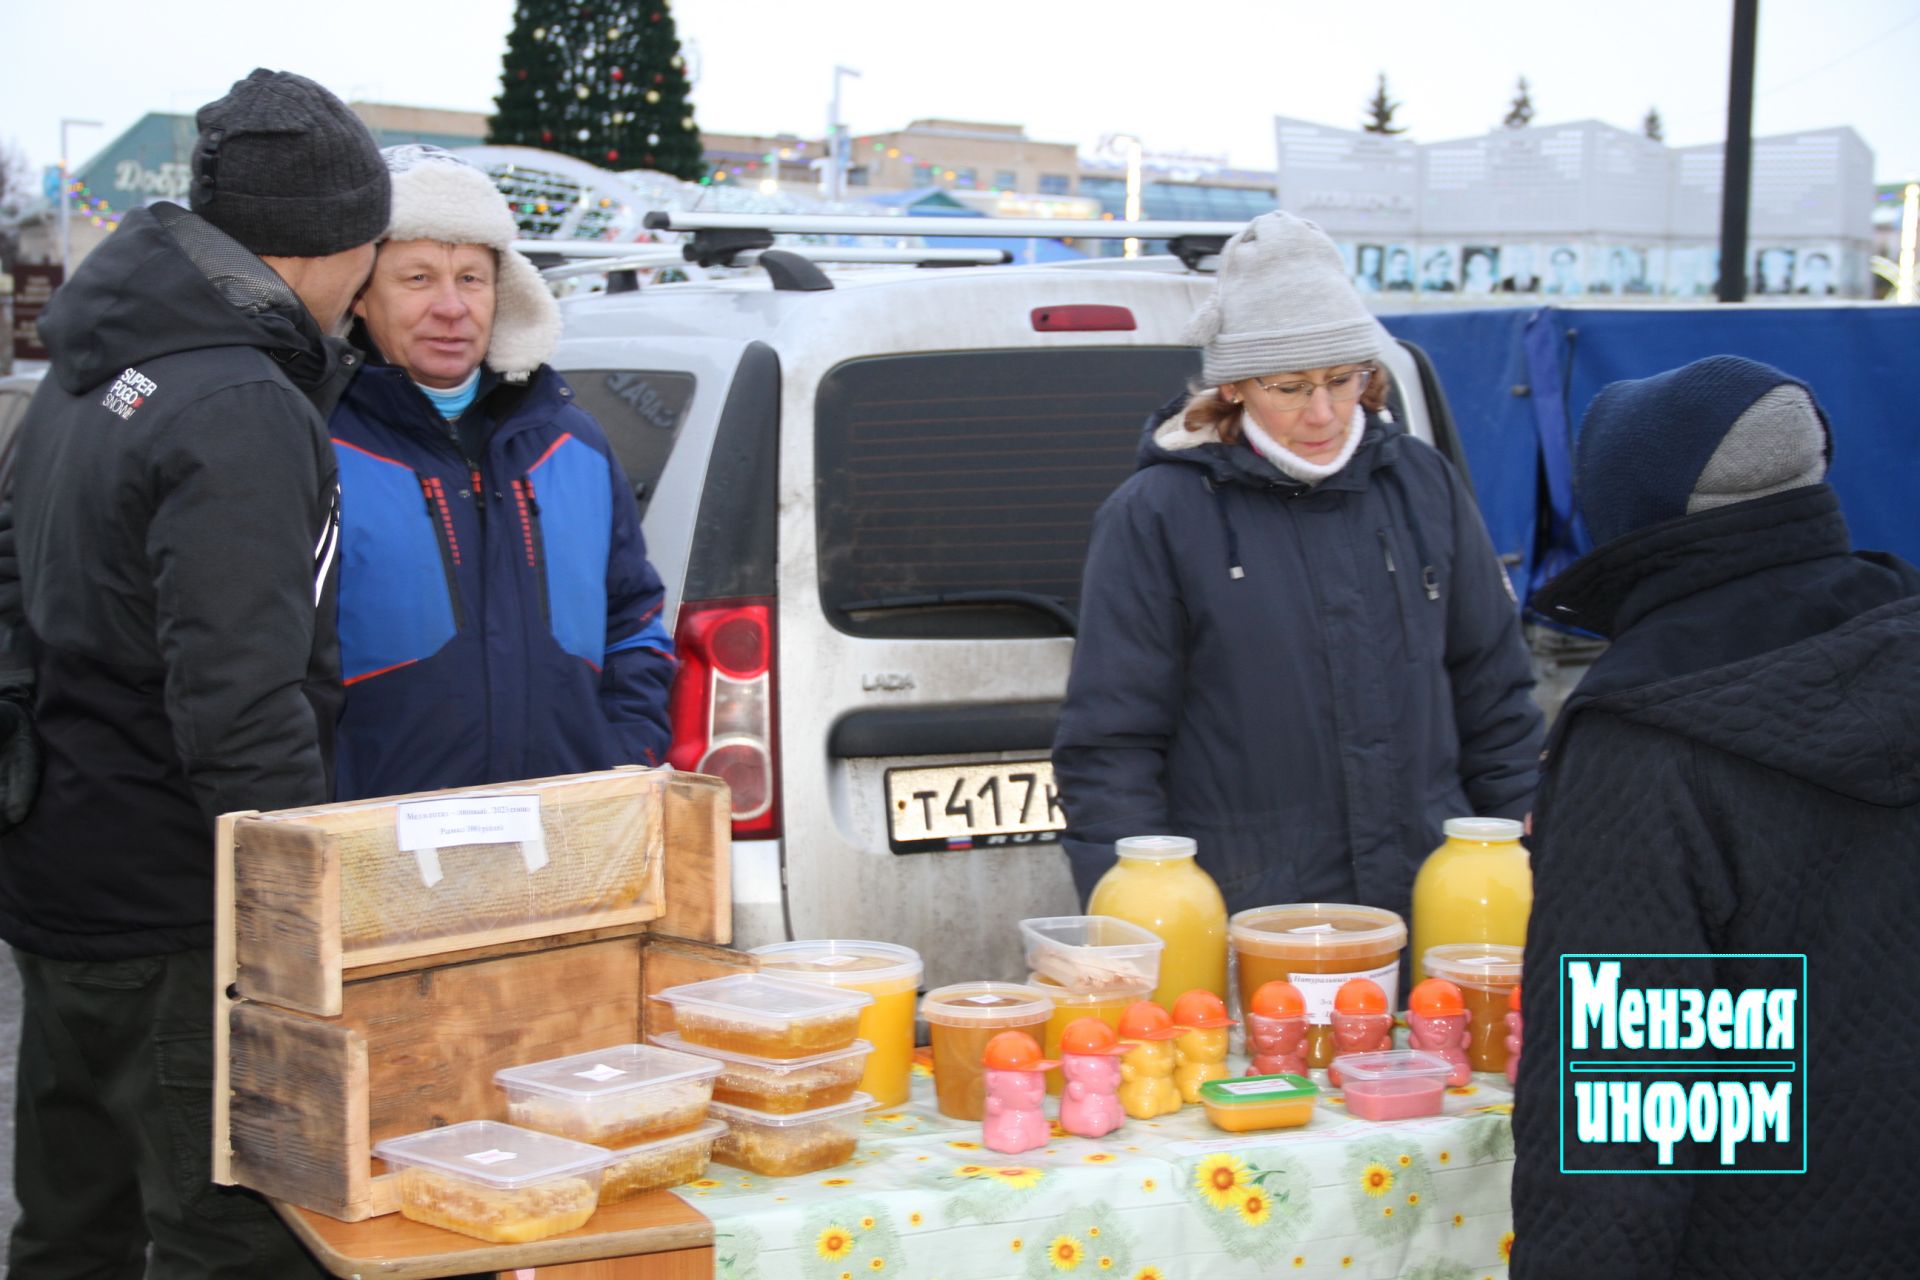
[1170,990,1236,1104]
[1116,1001,1183,1120]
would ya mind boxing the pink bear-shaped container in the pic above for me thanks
[1244,981,1309,1078]
[1056,1016,1129,1139]
[1327,977,1394,1086]
[981,1031,1057,1154]
[1504,984,1523,1086]
[1407,978,1473,1087]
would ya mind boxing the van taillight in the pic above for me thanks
[668,598,780,838]
[1031,305,1136,332]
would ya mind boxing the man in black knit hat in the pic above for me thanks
[1512,356,1920,1277]
[0,69,388,1278]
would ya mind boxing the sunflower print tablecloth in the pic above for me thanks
[672,1065,1515,1280]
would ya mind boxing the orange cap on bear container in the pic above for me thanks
[982,1030,1060,1073]
[1410,978,1466,1017]
[1171,989,1236,1030]
[1250,981,1306,1019]
[1333,977,1389,1016]
[1117,1000,1181,1041]
[1059,1016,1131,1056]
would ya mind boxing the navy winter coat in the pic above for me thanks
[328,362,674,800]
[1512,485,1920,1278]
[1052,400,1543,920]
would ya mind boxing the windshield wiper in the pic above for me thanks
[839,591,1077,635]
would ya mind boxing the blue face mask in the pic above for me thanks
[416,368,481,420]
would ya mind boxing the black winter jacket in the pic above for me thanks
[1512,485,1920,1278]
[1052,400,1542,919]
[0,203,350,959]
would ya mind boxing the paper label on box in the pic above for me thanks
[396,794,547,887]
[1213,1078,1295,1097]
[1289,923,1340,934]
[575,1064,627,1082]
[1288,960,1400,1025]
[810,955,860,968]
[964,995,1007,1005]
[464,1148,520,1165]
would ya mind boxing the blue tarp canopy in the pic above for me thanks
[1381,306,1920,612]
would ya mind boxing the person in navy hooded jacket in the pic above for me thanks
[329,146,673,799]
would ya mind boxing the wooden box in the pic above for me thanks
[214,767,748,1224]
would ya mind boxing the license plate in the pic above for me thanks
[885,760,1064,854]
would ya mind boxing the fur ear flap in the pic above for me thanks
[1184,288,1224,346]
[484,248,562,380]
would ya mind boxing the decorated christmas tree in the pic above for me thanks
[489,0,705,179]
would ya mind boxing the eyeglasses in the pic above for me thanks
[1250,368,1373,412]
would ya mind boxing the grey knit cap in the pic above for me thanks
[190,69,391,258]
[1187,211,1380,383]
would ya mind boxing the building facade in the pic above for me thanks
[1274,114,1876,299]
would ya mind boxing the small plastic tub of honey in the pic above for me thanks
[494,1043,720,1148]
[1027,971,1155,1096]
[1199,1072,1319,1132]
[1422,943,1523,1074]
[920,982,1054,1120]
[373,1120,610,1244]
[598,1119,726,1204]
[650,974,872,1060]
[1229,903,1406,1069]
[651,1031,872,1114]
[751,939,922,1109]
[707,1094,871,1177]
[1331,1050,1452,1121]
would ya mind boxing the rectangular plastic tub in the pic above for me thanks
[494,1043,720,1148]
[373,1120,609,1243]
[651,1031,872,1113]
[1019,915,1165,994]
[651,974,872,1060]
[1331,1050,1454,1121]
[1199,1073,1319,1132]
[598,1118,727,1204]
[706,1094,871,1176]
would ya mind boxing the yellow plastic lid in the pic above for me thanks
[1229,903,1406,961]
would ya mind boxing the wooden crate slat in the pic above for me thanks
[229,1002,371,1219]
[656,774,732,945]
[234,817,342,1016]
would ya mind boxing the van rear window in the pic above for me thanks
[815,348,1200,639]
[562,370,696,517]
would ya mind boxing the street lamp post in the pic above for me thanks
[1101,134,1146,259]
[826,66,862,202]
[58,117,104,282]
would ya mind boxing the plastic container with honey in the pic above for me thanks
[1199,1073,1319,1132]
[1229,903,1407,1070]
[1086,836,1228,1005]
[373,1120,609,1244]
[707,1094,871,1176]
[651,1031,871,1114]
[1422,943,1523,1074]
[1028,971,1155,1096]
[598,1119,726,1204]
[750,939,923,1109]
[1331,1050,1452,1121]
[494,1043,720,1148]
[650,973,871,1060]
[920,982,1053,1120]
[1019,915,1164,994]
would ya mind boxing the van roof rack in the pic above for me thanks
[640,210,1250,243]
[520,238,1014,292]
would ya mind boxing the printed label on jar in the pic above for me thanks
[1213,1078,1300,1097]
[1288,961,1400,1025]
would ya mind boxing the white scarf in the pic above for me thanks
[1240,404,1366,484]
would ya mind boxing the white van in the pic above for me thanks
[543,218,1465,990]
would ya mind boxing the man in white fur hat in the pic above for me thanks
[328,145,675,800]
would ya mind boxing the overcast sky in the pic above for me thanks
[5,0,1917,183]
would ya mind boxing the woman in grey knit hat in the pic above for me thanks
[1052,211,1544,943]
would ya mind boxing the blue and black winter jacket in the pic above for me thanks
[328,361,674,800]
